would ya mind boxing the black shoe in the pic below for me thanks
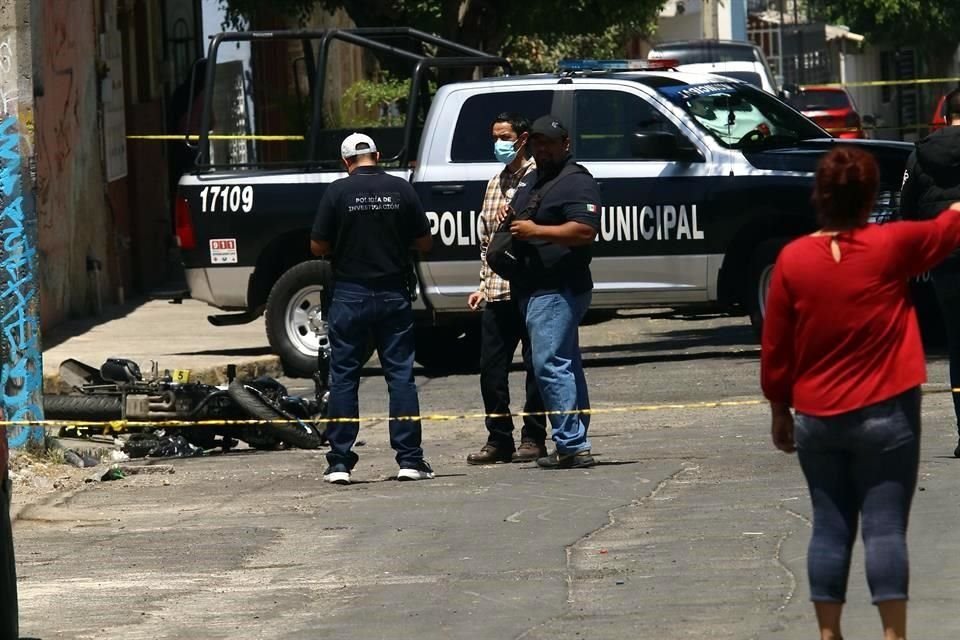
[398,460,435,481]
[536,449,596,469]
[323,463,351,485]
[467,444,514,465]
[954,438,960,458]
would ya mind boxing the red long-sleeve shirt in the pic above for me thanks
[761,208,960,416]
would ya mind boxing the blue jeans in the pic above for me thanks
[795,388,921,604]
[519,288,592,454]
[326,280,424,470]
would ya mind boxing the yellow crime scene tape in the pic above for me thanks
[800,76,960,90]
[126,134,305,141]
[7,385,958,433]
[127,75,960,143]
[0,399,768,433]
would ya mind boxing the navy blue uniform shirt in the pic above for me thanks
[311,166,430,283]
[509,155,602,296]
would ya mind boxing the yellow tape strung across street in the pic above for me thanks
[801,76,960,90]
[6,386,958,433]
[126,134,305,141]
[0,399,767,433]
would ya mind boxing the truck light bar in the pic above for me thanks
[557,58,679,72]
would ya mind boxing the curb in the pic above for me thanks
[42,355,285,394]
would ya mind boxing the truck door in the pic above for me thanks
[571,86,715,307]
[414,88,556,311]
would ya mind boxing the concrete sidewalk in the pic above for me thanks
[42,298,283,393]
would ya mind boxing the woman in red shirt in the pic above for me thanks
[761,146,960,640]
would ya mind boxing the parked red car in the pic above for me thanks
[789,86,865,139]
[930,94,947,133]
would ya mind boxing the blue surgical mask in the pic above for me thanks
[494,139,519,164]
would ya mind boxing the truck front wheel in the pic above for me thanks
[747,237,791,338]
[265,261,332,378]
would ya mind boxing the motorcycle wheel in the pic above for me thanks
[44,394,123,421]
[226,381,324,449]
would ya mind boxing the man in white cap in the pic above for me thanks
[310,133,434,484]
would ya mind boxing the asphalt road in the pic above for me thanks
[14,310,960,639]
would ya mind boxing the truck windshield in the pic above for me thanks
[657,82,827,149]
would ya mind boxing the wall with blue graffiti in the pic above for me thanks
[1,32,44,448]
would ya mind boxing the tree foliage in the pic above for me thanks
[219,0,665,71]
[818,0,960,54]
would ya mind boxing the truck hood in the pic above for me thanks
[742,138,913,183]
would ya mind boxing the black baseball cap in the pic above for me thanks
[530,115,569,139]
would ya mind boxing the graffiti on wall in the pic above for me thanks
[0,34,43,448]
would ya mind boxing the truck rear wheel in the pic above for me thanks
[265,261,332,378]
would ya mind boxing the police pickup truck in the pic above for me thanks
[175,29,913,377]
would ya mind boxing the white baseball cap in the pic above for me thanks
[340,132,378,159]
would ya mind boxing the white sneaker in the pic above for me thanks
[323,464,351,485]
[397,460,435,481]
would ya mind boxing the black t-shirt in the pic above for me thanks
[311,166,430,283]
[508,156,602,295]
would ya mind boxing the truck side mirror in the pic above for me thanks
[631,131,680,159]
[778,82,799,103]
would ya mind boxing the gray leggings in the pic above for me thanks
[795,388,921,604]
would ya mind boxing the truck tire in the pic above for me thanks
[747,237,792,338]
[44,394,123,421]
[414,325,481,373]
[265,260,332,378]
[226,381,324,449]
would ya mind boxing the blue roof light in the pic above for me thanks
[557,59,678,72]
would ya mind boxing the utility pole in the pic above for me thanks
[777,0,785,88]
[0,0,45,451]
[702,0,719,39]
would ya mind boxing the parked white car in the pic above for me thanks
[649,40,779,95]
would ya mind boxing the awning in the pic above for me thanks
[825,25,865,43]
[750,11,866,43]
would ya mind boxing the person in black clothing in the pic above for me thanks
[311,133,434,484]
[1,423,16,638]
[506,115,602,469]
[900,87,960,456]
[466,112,547,465]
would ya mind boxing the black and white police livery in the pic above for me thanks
[174,36,914,376]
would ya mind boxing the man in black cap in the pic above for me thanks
[504,115,602,469]
[900,87,960,456]
[311,133,435,484]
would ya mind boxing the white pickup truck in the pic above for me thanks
[174,29,915,377]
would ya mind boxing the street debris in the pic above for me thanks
[45,357,330,452]
[145,434,204,459]
[100,464,176,482]
[63,450,100,469]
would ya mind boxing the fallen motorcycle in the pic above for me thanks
[43,357,329,452]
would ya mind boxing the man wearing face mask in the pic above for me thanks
[466,112,547,464]
[506,115,602,469]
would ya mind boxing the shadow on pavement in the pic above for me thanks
[174,346,273,358]
[583,349,758,370]
[340,473,469,485]
[42,298,149,351]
